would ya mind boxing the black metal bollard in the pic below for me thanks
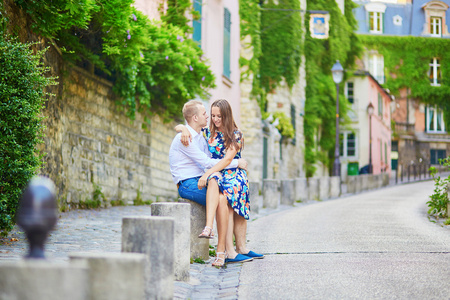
[16,176,57,259]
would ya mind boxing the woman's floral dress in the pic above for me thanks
[202,128,250,220]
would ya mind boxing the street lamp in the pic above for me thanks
[367,102,375,174]
[331,60,344,177]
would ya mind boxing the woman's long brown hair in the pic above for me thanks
[209,99,243,151]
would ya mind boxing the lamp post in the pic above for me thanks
[331,60,344,177]
[367,102,375,174]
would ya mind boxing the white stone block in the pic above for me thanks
[151,203,190,282]
[263,179,280,209]
[0,260,88,300]
[281,179,295,205]
[319,177,330,200]
[294,178,308,202]
[308,178,320,200]
[177,198,209,260]
[69,252,145,300]
[122,216,174,300]
[330,176,341,198]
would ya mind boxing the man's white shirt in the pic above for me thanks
[169,124,238,184]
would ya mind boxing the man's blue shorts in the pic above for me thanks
[178,177,207,206]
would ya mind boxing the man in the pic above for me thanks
[169,100,263,264]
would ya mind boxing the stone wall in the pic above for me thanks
[45,67,178,208]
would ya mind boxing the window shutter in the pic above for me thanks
[193,0,202,47]
[223,8,231,78]
[290,104,296,145]
[381,12,385,33]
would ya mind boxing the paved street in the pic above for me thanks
[0,180,449,299]
[240,180,450,299]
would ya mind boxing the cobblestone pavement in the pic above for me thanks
[0,203,297,299]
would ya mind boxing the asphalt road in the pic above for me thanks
[239,180,450,299]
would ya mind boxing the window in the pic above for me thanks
[426,106,446,133]
[346,82,354,104]
[422,1,449,37]
[368,53,385,83]
[369,11,383,33]
[340,132,357,158]
[430,16,442,37]
[192,0,202,47]
[430,149,446,165]
[223,9,231,78]
[378,93,383,118]
[429,58,441,86]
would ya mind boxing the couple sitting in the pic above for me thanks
[169,99,263,267]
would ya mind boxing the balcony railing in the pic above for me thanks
[395,122,415,135]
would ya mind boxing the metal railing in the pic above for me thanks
[395,122,415,135]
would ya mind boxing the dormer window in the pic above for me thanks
[365,3,387,34]
[430,16,442,36]
[422,1,449,37]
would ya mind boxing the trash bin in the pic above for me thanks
[347,162,359,176]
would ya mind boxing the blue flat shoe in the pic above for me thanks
[243,251,265,259]
[225,254,253,264]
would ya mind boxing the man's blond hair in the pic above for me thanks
[182,100,203,122]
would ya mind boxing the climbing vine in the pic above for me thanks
[10,0,215,121]
[359,35,450,128]
[303,0,363,177]
[239,0,303,113]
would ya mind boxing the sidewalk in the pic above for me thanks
[0,202,299,299]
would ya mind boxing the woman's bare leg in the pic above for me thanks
[215,193,229,260]
[225,205,239,258]
[205,179,220,229]
[234,214,250,254]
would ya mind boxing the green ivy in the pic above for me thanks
[0,36,56,235]
[303,0,362,177]
[262,111,295,139]
[239,0,262,106]
[359,35,450,128]
[260,0,303,107]
[239,0,303,111]
[12,0,215,121]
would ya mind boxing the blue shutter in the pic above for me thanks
[223,8,231,78]
[193,0,202,47]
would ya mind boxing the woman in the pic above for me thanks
[177,99,250,267]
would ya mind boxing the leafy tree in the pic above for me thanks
[0,36,56,235]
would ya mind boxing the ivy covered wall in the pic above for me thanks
[303,0,362,177]
[359,35,450,129]
[7,0,214,121]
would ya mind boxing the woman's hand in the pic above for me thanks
[180,127,192,146]
[198,174,209,189]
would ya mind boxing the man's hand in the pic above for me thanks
[238,159,248,171]
[198,174,208,189]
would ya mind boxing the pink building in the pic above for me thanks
[191,0,241,125]
[341,71,392,178]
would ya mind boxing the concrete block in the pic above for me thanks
[382,173,390,186]
[249,181,262,214]
[319,177,330,200]
[0,260,88,300]
[281,179,295,205]
[294,178,308,202]
[308,178,320,200]
[69,252,145,300]
[346,176,357,194]
[355,176,362,193]
[177,198,209,260]
[372,174,382,189]
[151,203,190,282]
[263,179,280,209]
[122,216,174,300]
[330,176,341,198]
[361,174,369,191]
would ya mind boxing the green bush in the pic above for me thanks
[427,159,450,219]
[13,0,216,121]
[0,37,56,235]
